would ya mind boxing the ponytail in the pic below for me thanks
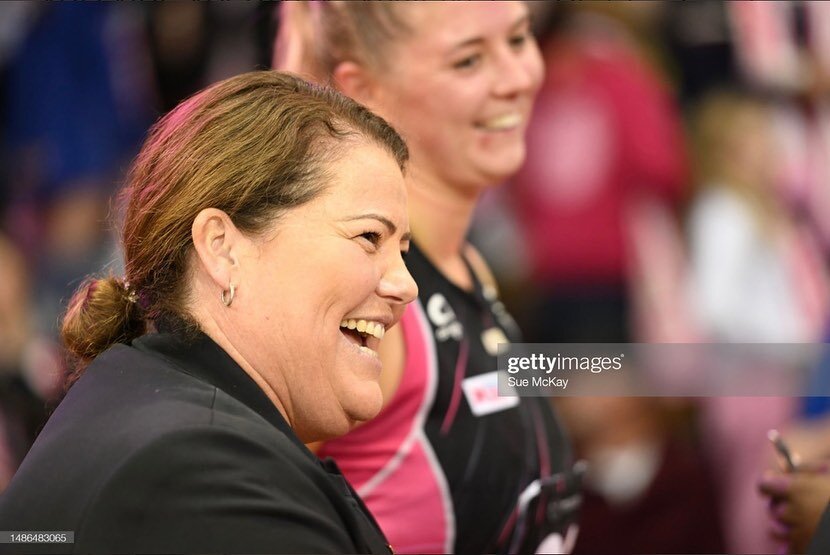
[274,1,325,80]
[61,276,146,385]
[273,1,410,81]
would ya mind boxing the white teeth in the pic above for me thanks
[367,322,385,340]
[340,319,386,340]
[479,113,521,131]
[358,345,379,358]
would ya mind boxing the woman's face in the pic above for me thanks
[371,1,543,190]
[231,142,417,442]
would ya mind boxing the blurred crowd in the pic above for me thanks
[0,0,271,489]
[1,2,830,553]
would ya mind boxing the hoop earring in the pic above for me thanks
[221,283,236,307]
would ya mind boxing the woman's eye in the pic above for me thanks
[509,33,529,50]
[358,231,382,247]
[453,54,481,70]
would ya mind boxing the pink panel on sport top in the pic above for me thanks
[318,303,449,552]
[360,438,448,554]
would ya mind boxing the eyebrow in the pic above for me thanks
[343,214,412,242]
[450,13,531,52]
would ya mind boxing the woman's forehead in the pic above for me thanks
[399,1,529,48]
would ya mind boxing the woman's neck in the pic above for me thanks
[406,168,481,290]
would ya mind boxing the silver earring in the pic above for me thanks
[221,283,236,307]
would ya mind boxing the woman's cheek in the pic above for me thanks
[347,253,383,293]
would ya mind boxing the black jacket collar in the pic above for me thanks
[132,329,316,462]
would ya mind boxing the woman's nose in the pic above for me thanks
[492,44,542,99]
[378,256,418,306]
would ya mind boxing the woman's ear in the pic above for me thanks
[191,208,243,290]
[333,61,382,109]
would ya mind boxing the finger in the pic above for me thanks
[793,459,830,473]
[771,501,798,525]
[768,517,791,541]
[777,451,801,472]
[767,496,784,517]
[791,452,803,470]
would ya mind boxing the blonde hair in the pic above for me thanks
[690,89,779,231]
[61,71,408,382]
[274,1,411,82]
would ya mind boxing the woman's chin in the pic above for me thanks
[482,149,526,183]
[304,387,383,442]
[344,386,384,426]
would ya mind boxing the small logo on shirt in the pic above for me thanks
[461,371,519,416]
[481,327,509,356]
[426,293,464,341]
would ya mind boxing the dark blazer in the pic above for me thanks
[0,330,391,554]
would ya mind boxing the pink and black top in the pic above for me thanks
[319,242,581,554]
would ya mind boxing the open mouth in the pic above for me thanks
[340,319,385,355]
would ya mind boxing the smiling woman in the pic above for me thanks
[275,3,580,554]
[0,71,416,554]
[214,141,415,441]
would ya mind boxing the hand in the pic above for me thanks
[759,465,830,554]
[779,422,830,466]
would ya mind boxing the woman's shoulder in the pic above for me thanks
[6,337,376,552]
[62,343,226,433]
[1,384,352,554]
[23,341,311,500]
[73,424,357,553]
[66,343,314,469]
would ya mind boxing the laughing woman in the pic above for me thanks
[276,3,581,553]
[0,71,417,554]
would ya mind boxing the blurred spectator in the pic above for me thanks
[662,1,738,108]
[508,2,688,344]
[686,5,830,552]
[687,88,829,554]
[143,3,265,112]
[0,233,48,492]
[728,1,830,254]
[0,4,157,487]
[0,2,270,490]
[688,90,827,343]
[499,4,727,554]
[3,4,154,339]
[557,396,725,555]
[144,3,210,112]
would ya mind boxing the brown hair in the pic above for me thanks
[274,1,411,82]
[61,70,408,381]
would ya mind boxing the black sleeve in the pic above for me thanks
[75,426,359,554]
